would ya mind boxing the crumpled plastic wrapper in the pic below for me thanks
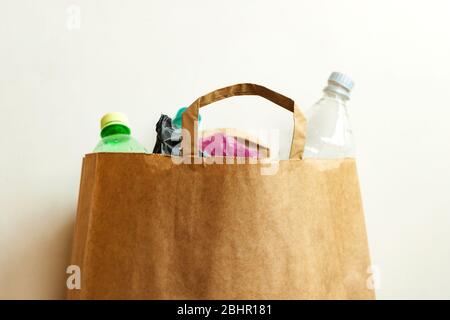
[201,132,263,158]
[152,114,182,156]
[152,114,265,158]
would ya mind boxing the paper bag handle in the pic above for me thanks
[181,83,307,159]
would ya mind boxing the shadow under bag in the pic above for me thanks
[68,83,374,299]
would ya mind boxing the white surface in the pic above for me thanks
[1,0,449,299]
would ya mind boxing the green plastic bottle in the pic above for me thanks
[93,112,147,153]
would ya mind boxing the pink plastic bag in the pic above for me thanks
[200,133,263,158]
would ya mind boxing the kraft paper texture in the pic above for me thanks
[68,154,373,299]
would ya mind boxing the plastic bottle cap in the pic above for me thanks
[100,112,129,130]
[173,107,202,128]
[328,72,354,91]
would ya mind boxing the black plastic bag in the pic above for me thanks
[152,114,182,156]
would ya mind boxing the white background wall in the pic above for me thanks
[1,0,449,299]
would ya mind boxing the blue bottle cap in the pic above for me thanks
[173,107,202,128]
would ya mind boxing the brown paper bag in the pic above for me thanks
[68,84,374,300]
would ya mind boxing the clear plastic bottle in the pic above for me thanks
[303,72,355,159]
[93,112,147,153]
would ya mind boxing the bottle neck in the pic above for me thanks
[101,124,131,138]
[323,80,351,101]
[323,87,350,103]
